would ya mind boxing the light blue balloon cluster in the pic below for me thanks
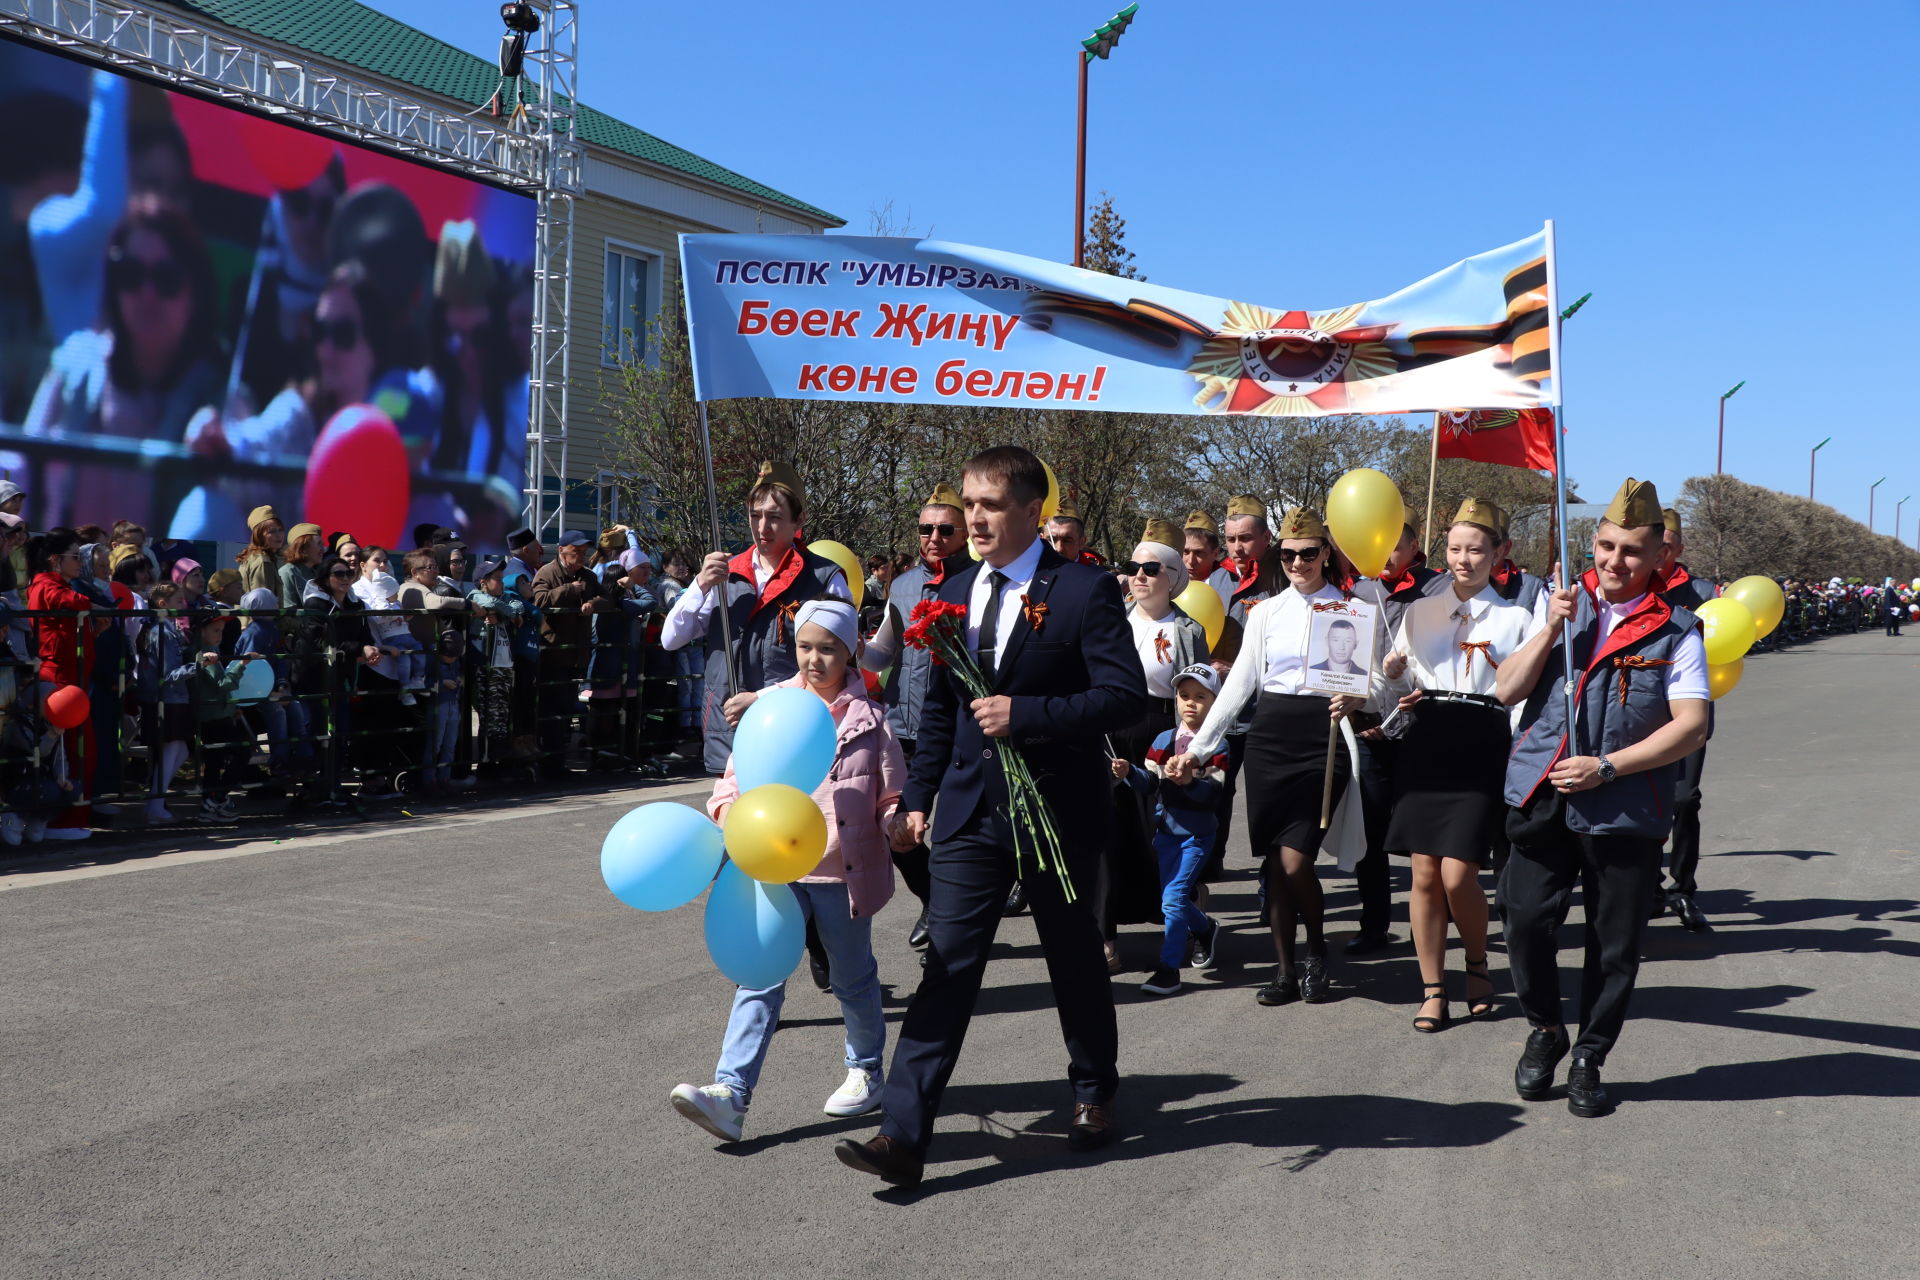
[226,658,274,705]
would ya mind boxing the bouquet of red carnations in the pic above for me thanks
[902,598,1073,900]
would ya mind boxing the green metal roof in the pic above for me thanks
[167,0,843,225]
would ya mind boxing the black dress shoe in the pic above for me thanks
[1002,881,1027,917]
[808,949,832,992]
[908,907,931,951]
[1344,929,1396,956]
[1068,1101,1116,1151]
[1669,892,1710,932]
[1515,1025,1571,1100]
[1648,891,1669,920]
[1565,1053,1611,1117]
[1256,969,1299,1006]
[1298,953,1331,1003]
[834,1134,924,1187]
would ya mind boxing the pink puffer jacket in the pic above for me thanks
[707,674,903,918]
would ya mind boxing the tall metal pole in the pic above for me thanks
[1715,396,1725,475]
[1898,497,1909,544]
[1543,220,1577,735]
[1869,477,1886,531]
[1809,436,1829,501]
[695,400,738,698]
[1074,53,1088,268]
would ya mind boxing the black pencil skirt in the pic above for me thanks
[1243,693,1348,859]
[1385,698,1510,864]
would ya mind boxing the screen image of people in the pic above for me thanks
[0,36,537,546]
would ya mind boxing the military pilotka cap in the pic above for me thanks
[1451,497,1508,539]
[755,460,805,509]
[1662,507,1683,537]
[1184,510,1219,535]
[926,482,963,511]
[1604,478,1664,530]
[1276,507,1328,540]
[1052,497,1084,523]
[1225,495,1266,520]
[1142,519,1182,551]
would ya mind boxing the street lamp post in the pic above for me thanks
[1715,380,1745,474]
[1809,436,1830,500]
[1074,4,1138,268]
[1898,496,1911,543]
[1869,477,1886,531]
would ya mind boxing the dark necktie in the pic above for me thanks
[978,570,1007,682]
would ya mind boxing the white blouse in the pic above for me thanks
[1389,583,1543,697]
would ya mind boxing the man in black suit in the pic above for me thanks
[835,446,1147,1188]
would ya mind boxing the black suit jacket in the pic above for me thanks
[903,545,1147,847]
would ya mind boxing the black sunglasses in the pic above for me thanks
[107,254,186,299]
[1120,561,1164,577]
[327,567,355,578]
[917,523,958,537]
[1278,547,1323,564]
[317,317,363,350]
[281,187,336,221]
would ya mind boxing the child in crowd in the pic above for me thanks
[0,681,79,846]
[236,587,311,787]
[1116,663,1230,997]
[353,548,428,704]
[466,556,524,767]
[506,570,544,762]
[137,581,191,823]
[189,613,265,821]
[670,600,905,1144]
[399,549,470,795]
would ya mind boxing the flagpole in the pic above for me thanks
[1423,411,1441,552]
[695,399,739,698]
[1543,219,1577,735]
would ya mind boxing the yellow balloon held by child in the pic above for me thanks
[1696,597,1757,667]
[1173,581,1225,650]
[1722,575,1785,639]
[1324,468,1404,579]
[808,538,864,610]
[723,783,827,884]
[1707,658,1743,701]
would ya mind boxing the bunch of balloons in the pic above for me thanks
[598,686,839,988]
[1694,576,1785,700]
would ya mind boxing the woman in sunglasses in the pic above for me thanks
[1169,507,1366,1007]
[24,196,222,528]
[1101,520,1211,969]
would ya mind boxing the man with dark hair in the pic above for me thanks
[1043,496,1105,566]
[1495,478,1710,1118]
[836,445,1146,1187]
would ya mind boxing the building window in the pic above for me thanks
[602,244,659,366]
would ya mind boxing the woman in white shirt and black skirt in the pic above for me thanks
[1381,499,1542,1032]
[1172,507,1363,1006]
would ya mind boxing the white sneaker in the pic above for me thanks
[824,1068,884,1118]
[0,812,22,846]
[669,1082,745,1142]
[41,826,91,842]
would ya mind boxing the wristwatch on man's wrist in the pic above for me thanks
[1596,755,1617,784]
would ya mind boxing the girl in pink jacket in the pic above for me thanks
[671,600,907,1144]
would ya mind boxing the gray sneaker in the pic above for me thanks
[670,1082,745,1142]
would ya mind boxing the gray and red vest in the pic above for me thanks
[1504,571,1699,840]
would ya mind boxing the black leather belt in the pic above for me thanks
[1419,689,1504,711]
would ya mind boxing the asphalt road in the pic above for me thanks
[4,631,1917,1280]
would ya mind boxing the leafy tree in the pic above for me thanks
[1082,192,1141,279]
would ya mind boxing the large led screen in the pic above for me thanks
[0,36,537,548]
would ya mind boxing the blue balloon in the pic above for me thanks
[226,659,275,705]
[703,861,804,988]
[733,685,836,794]
[600,802,725,912]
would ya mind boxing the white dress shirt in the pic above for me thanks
[1594,592,1710,701]
[1188,579,1361,762]
[1130,607,1180,697]
[965,536,1045,670]
[660,550,849,652]
[1390,583,1543,697]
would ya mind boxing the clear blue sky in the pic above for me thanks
[387,0,1920,539]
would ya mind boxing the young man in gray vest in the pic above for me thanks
[1494,478,1710,1118]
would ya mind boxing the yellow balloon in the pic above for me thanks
[723,783,827,884]
[1040,461,1061,524]
[1696,597,1757,667]
[1173,581,1225,651]
[808,539,863,610]
[1707,658,1743,700]
[1323,468,1403,579]
[1723,575,1785,639]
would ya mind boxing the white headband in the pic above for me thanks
[795,598,861,655]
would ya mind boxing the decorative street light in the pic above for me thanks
[1715,380,1745,474]
[1809,436,1830,501]
[1074,4,1138,268]
[1898,496,1911,543]
[1869,476,1886,530]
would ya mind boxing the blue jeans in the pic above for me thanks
[384,633,426,688]
[424,691,460,781]
[714,881,884,1106]
[1155,828,1214,970]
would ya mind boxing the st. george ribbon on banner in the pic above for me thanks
[678,230,1553,416]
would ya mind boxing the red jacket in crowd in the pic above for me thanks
[26,571,97,688]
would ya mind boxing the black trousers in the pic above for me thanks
[1664,747,1707,895]
[890,738,932,905]
[879,813,1117,1152]
[1203,731,1247,881]
[1352,736,1396,937]
[1500,823,1663,1063]
[535,656,582,769]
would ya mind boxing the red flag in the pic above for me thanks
[1434,409,1558,473]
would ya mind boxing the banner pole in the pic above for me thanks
[1424,412,1441,552]
[695,399,739,698]
[1543,219,1577,736]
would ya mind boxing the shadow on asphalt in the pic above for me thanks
[1614,1051,1920,1103]
[863,1073,1525,1198]
[1709,849,1835,861]
[1699,888,1920,926]
[1632,983,1920,1055]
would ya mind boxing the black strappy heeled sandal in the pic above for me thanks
[1464,955,1497,1019]
[1413,982,1451,1033]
